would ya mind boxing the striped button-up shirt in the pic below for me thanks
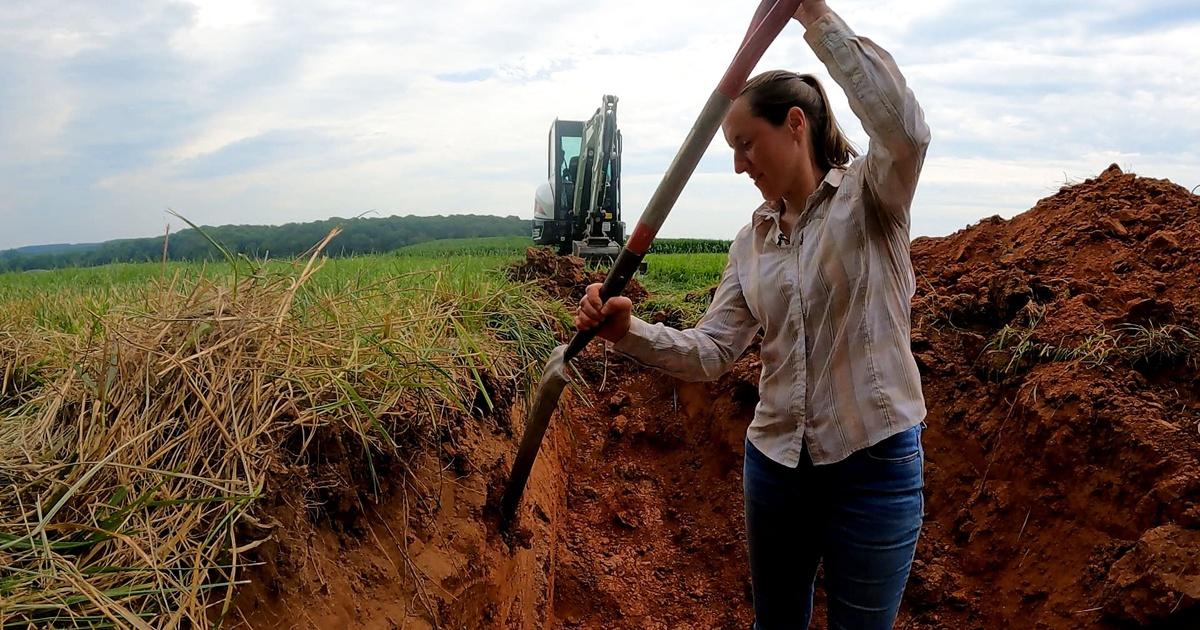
[612,11,930,466]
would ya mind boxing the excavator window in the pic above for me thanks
[565,156,579,183]
[559,136,581,181]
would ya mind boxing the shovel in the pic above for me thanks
[500,0,805,527]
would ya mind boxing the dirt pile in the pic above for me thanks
[907,165,1200,628]
[506,247,648,304]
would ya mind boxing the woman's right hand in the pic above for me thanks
[574,283,633,343]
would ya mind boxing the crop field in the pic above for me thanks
[0,237,727,335]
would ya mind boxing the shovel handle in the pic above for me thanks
[563,0,803,363]
[503,0,803,528]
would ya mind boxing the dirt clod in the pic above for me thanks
[506,247,648,304]
[1102,525,1200,624]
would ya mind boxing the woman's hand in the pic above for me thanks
[793,0,832,28]
[574,283,633,343]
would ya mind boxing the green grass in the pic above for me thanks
[635,252,727,326]
[639,253,726,294]
[647,238,731,254]
[0,237,730,333]
[981,303,1200,380]
[394,235,729,258]
[0,247,514,334]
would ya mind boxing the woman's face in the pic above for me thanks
[722,97,807,202]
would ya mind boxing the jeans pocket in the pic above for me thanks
[865,427,921,464]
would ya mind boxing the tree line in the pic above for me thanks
[0,214,531,272]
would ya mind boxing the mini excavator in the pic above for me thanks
[533,95,627,260]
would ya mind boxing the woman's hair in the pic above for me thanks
[740,70,858,170]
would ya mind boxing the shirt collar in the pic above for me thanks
[752,167,846,222]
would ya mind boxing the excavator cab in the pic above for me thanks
[534,95,625,259]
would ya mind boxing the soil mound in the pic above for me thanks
[506,247,648,304]
[906,165,1200,628]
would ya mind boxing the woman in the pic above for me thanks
[575,1,930,628]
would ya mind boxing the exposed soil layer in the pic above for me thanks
[232,396,569,629]
[234,166,1200,628]
[547,344,757,629]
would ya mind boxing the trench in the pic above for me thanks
[234,341,1199,630]
[538,347,758,629]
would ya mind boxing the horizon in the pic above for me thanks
[1,162,1187,252]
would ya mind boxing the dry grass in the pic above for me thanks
[0,242,564,628]
[982,306,1200,379]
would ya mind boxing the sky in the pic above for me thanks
[1,0,1198,250]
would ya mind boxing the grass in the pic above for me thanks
[445,236,729,326]
[647,239,731,255]
[0,238,573,628]
[394,236,529,258]
[634,253,726,327]
[982,303,1049,377]
[1116,323,1200,370]
[393,236,729,259]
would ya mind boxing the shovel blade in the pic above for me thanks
[500,345,570,525]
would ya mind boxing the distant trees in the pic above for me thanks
[0,214,531,272]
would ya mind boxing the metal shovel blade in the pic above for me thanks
[499,344,569,525]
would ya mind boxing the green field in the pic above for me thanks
[0,236,724,627]
[0,236,728,333]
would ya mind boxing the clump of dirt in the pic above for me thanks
[907,164,1200,628]
[506,247,648,304]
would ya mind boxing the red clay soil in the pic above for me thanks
[231,388,571,629]
[906,165,1200,629]
[232,167,1200,629]
[547,343,757,629]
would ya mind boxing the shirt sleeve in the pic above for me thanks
[611,241,760,382]
[804,11,931,230]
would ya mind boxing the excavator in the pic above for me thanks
[533,95,627,260]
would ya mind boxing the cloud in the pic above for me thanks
[1,0,1199,250]
[437,68,495,83]
[176,129,332,178]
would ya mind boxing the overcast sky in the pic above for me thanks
[1,0,1198,250]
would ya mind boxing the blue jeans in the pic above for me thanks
[744,426,924,629]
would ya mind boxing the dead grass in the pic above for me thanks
[0,241,563,627]
[982,307,1199,380]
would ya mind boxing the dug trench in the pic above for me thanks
[235,166,1200,629]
